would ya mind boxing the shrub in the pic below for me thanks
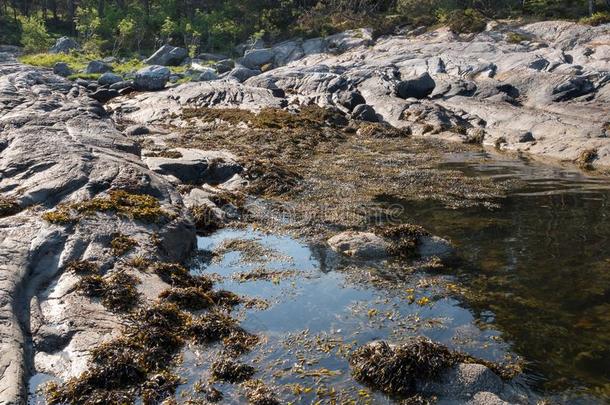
[448,8,487,34]
[19,16,52,53]
[0,16,22,46]
[580,12,610,26]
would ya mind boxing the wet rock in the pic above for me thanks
[145,44,188,66]
[351,104,378,122]
[396,72,436,99]
[327,231,390,259]
[85,60,112,74]
[98,72,123,86]
[417,363,504,399]
[229,66,261,83]
[53,62,72,77]
[90,88,120,103]
[418,235,455,260]
[143,148,243,185]
[49,37,80,54]
[134,65,170,91]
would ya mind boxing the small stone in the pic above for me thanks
[518,132,535,143]
[351,104,378,122]
[125,125,150,136]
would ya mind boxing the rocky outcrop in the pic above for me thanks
[113,21,610,168]
[0,50,197,404]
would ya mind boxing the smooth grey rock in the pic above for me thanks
[335,91,365,112]
[327,232,390,259]
[53,62,72,77]
[196,68,218,81]
[229,67,261,83]
[243,48,275,68]
[134,65,170,91]
[213,59,235,74]
[351,104,378,122]
[89,88,120,103]
[109,80,134,90]
[196,53,227,62]
[418,235,455,260]
[49,37,80,54]
[143,148,242,185]
[396,72,436,99]
[125,125,150,136]
[85,60,112,74]
[418,363,504,399]
[145,44,188,66]
[98,72,123,86]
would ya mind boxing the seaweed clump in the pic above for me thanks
[242,380,280,405]
[159,287,214,311]
[46,303,188,404]
[190,204,223,235]
[111,233,138,256]
[349,338,458,396]
[211,358,255,383]
[152,262,213,290]
[358,123,412,138]
[375,224,430,258]
[244,159,303,196]
[75,271,141,313]
[575,149,598,170]
[66,260,99,275]
[0,196,20,218]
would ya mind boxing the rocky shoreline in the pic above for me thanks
[1,19,609,404]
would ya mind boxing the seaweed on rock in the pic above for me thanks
[211,358,256,383]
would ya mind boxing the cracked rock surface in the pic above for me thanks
[0,51,196,404]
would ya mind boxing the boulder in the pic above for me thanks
[335,91,366,112]
[242,48,275,68]
[214,59,235,74]
[418,235,455,260]
[85,60,112,74]
[196,53,227,62]
[89,88,120,103]
[143,148,243,185]
[196,68,218,82]
[98,72,123,86]
[53,62,72,77]
[49,37,80,54]
[145,44,188,66]
[134,65,170,91]
[272,40,304,66]
[327,231,389,259]
[228,67,261,83]
[396,72,436,99]
[351,104,378,122]
[417,363,504,399]
[551,77,595,102]
[109,80,134,91]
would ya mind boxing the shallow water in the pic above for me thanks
[182,152,610,403]
[26,151,610,404]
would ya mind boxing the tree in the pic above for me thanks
[19,15,52,52]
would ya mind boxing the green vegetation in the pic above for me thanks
[3,1,608,57]
[580,11,610,24]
